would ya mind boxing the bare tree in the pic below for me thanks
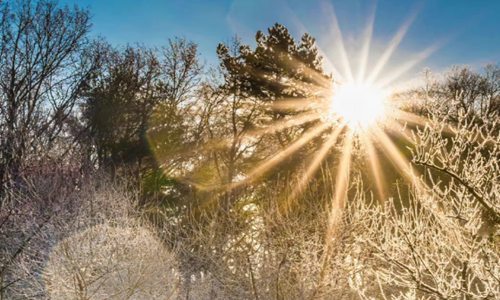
[159,37,202,106]
[409,65,500,120]
[0,162,86,298]
[0,0,97,192]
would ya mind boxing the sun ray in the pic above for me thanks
[271,97,323,111]
[370,127,419,186]
[317,46,346,82]
[245,111,319,138]
[329,132,354,229]
[394,108,459,137]
[360,132,387,202]
[393,108,431,127]
[288,123,346,202]
[376,43,442,88]
[385,119,417,146]
[357,3,376,82]
[277,62,333,90]
[300,64,335,88]
[277,0,341,86]
[398,109,489,147]
[366,11,418,84]
[313,132,353,290]
[322,1,354,82]
[229,122,332,189]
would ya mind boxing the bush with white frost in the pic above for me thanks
[343,110,499,299]
[3,176,180,299]
[44,223,179,299]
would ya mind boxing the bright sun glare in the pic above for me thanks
[328,82,387,129]
[187,2,441,229]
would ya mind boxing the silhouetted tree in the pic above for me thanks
[206,24,335,210]
[83,45,160,173]
[217,24,330,146]
[147,38,203,178]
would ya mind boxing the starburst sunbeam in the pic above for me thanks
[371,127,419,185]
[366,11,418,84]
[245,111,319,137]
[323,2,354,81]
[330,132,354,229]
[376,43,442,88]
[229,122,332,190]
[357,3,376,82]
[289,123,346,203]
[168,1,445,220]
[360,133,387,202]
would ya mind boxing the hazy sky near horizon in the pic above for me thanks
[61,0,499,84]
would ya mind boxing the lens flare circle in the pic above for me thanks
[328,82,387,129]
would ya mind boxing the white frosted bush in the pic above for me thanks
[44,223,179,300]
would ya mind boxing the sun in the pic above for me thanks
[328,82,388,129]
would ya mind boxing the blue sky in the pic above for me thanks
[62,0,499,82]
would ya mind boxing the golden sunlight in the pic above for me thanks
[328,82,388,129]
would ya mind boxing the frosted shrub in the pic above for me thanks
[3,175,181,299]
[44,222,179,300]
[344,110,499,299]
